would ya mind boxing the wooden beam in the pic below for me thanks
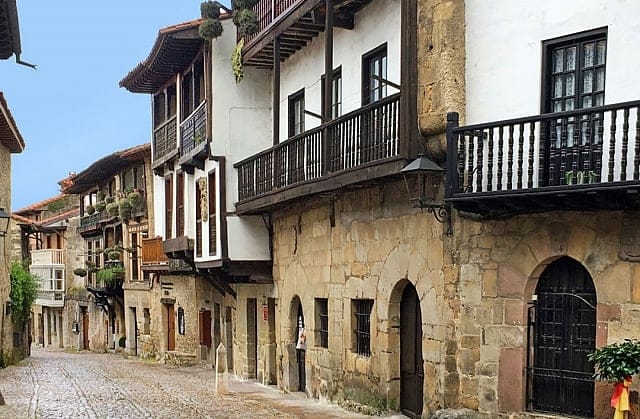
[273,36,280,146]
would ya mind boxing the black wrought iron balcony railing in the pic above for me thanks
[446,100,640,216]
[153,116,177,162]
[180,101,207,157]
[236,93,400,202]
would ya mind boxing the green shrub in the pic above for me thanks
[118,336,126,348]
[588,339,640,381]
[199,18,224,40]
[235,8,258,37]
[10,261,38,329]
[200,1,220,19]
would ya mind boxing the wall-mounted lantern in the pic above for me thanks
[0,208,10,237]
[400,154,452,235]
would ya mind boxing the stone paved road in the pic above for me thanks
[0,348,371,419]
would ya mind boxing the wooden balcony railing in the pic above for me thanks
[141,237,169,266]
[153,116,177,161]
[31,249,64,266]
[79,213,100,228]
[241,0,299,45]
[236,93,400,201]
[35,290,65,307]
[448,100,640,197]
[180,101,207,156]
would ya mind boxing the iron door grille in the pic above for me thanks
[527,258,596,417]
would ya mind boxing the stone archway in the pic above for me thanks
[286,295,305,392]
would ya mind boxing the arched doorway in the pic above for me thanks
[528,257,596,417]
[288,296,306,392]
[400,283,423,418]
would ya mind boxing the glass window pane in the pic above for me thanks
[595,93,604,106]
[554,101,563,112]
[596,40,606,65]
[554,76,563,98]
[595,68,605,91]
[565,73,575,96]
[565,98,575,110]
[582,95,592,108]
[583,43,594,67]
[553,49,564,73]
[566,47,576,71]
[583,69,593,93]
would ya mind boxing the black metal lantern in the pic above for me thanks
[400,154,452,235]
[0,208,10,237]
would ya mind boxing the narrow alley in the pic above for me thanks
[0,347,369,419]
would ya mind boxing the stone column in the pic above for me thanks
[57,314,63,348]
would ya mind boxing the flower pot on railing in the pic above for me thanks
[106,202,119,217]
[73,268,87,277]
[118,198,133,220]
[95,201,106,213]
[86,205,96,215]
[127,191,144,209]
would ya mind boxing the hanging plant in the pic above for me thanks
[118,198,133,219]
[232,38,244,84]
[73,268,88,277]
[128,191,144,209]
[235,8,258,37]
[201,1,221,19]
[106,202,119,217]
[86,205,96,215]
[95,201,106,213]
[108,250,122,261]
[232,0,259,10]
[105,196,115,204]
[199,18,224,40]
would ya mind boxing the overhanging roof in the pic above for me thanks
[119,19,205,94]
[0,0,20,60]
[0,91,25,153]
[63,144,150,194]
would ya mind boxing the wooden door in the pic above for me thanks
[247,299,257,379]
[400,284,423,418]
[82,309,89,350]
[296,304,305,392]
[167,304,176,351]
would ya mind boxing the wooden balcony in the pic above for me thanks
[32,270,65,308]
[235,93,404,214]
[31,249,64,266]
[446,100,640,218]
[178,101,208,173]
[152,116,178,168]
[141,237,169,268]
[78,213,100,234]
[240,0,372,67]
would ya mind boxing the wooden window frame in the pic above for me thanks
[315,298,329,348]
[362,43,388,105]
[176,172,185,237]
[208,170,217,256]
[288,88,305,138]
[541,27,607,113]
[164,174,173,239]
[321,67,342,120]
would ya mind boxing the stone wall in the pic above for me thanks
[0,146,14,363]
[272,181,458,416]
[454,210,640,417]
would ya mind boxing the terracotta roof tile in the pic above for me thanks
[14,194,69,214]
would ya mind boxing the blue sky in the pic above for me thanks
[3,0,230,210]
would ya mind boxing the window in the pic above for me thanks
[181,58,206,120]
[177,307,186,335]
[176,172,185,237]
[130,232,140,281]
[543,28,606,113]
[153,83,177,128]
[208,171,217,255]
[195,179,203,258]
[86,238,102,288]
[542,28,607,185]
[288,89,305,137]
[352,299,373,356]
[322,67,342,119]
[363,44,387,105]
[182,71,193,119]
[199,309,212,348]
[165,175,173,239]
[315,298,328,348]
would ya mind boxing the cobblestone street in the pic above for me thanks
[0,348,370,419]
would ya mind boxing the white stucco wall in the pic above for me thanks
[466,0,640,124]
[278,0,401,142]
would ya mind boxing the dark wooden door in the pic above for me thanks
[400,284,423,418]
[530,257,596,417]
[167,304,175,351]
[82,309,89,350]
[296,305,305,392]
[247,299,258,379]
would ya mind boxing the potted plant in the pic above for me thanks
[86,205,96,215]
[95,201,106,213]
[106,202,119,217]
[588,339,640,418]
[118,198,133,219]
[107,249,122,261]
[73,268,87,277]
[105,196,115,204]
[127,190,144,209]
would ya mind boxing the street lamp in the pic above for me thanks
[400,154,452,235]
[0,208,10,237]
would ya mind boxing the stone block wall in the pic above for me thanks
[272,180,458,416]
[454,210,640,417]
